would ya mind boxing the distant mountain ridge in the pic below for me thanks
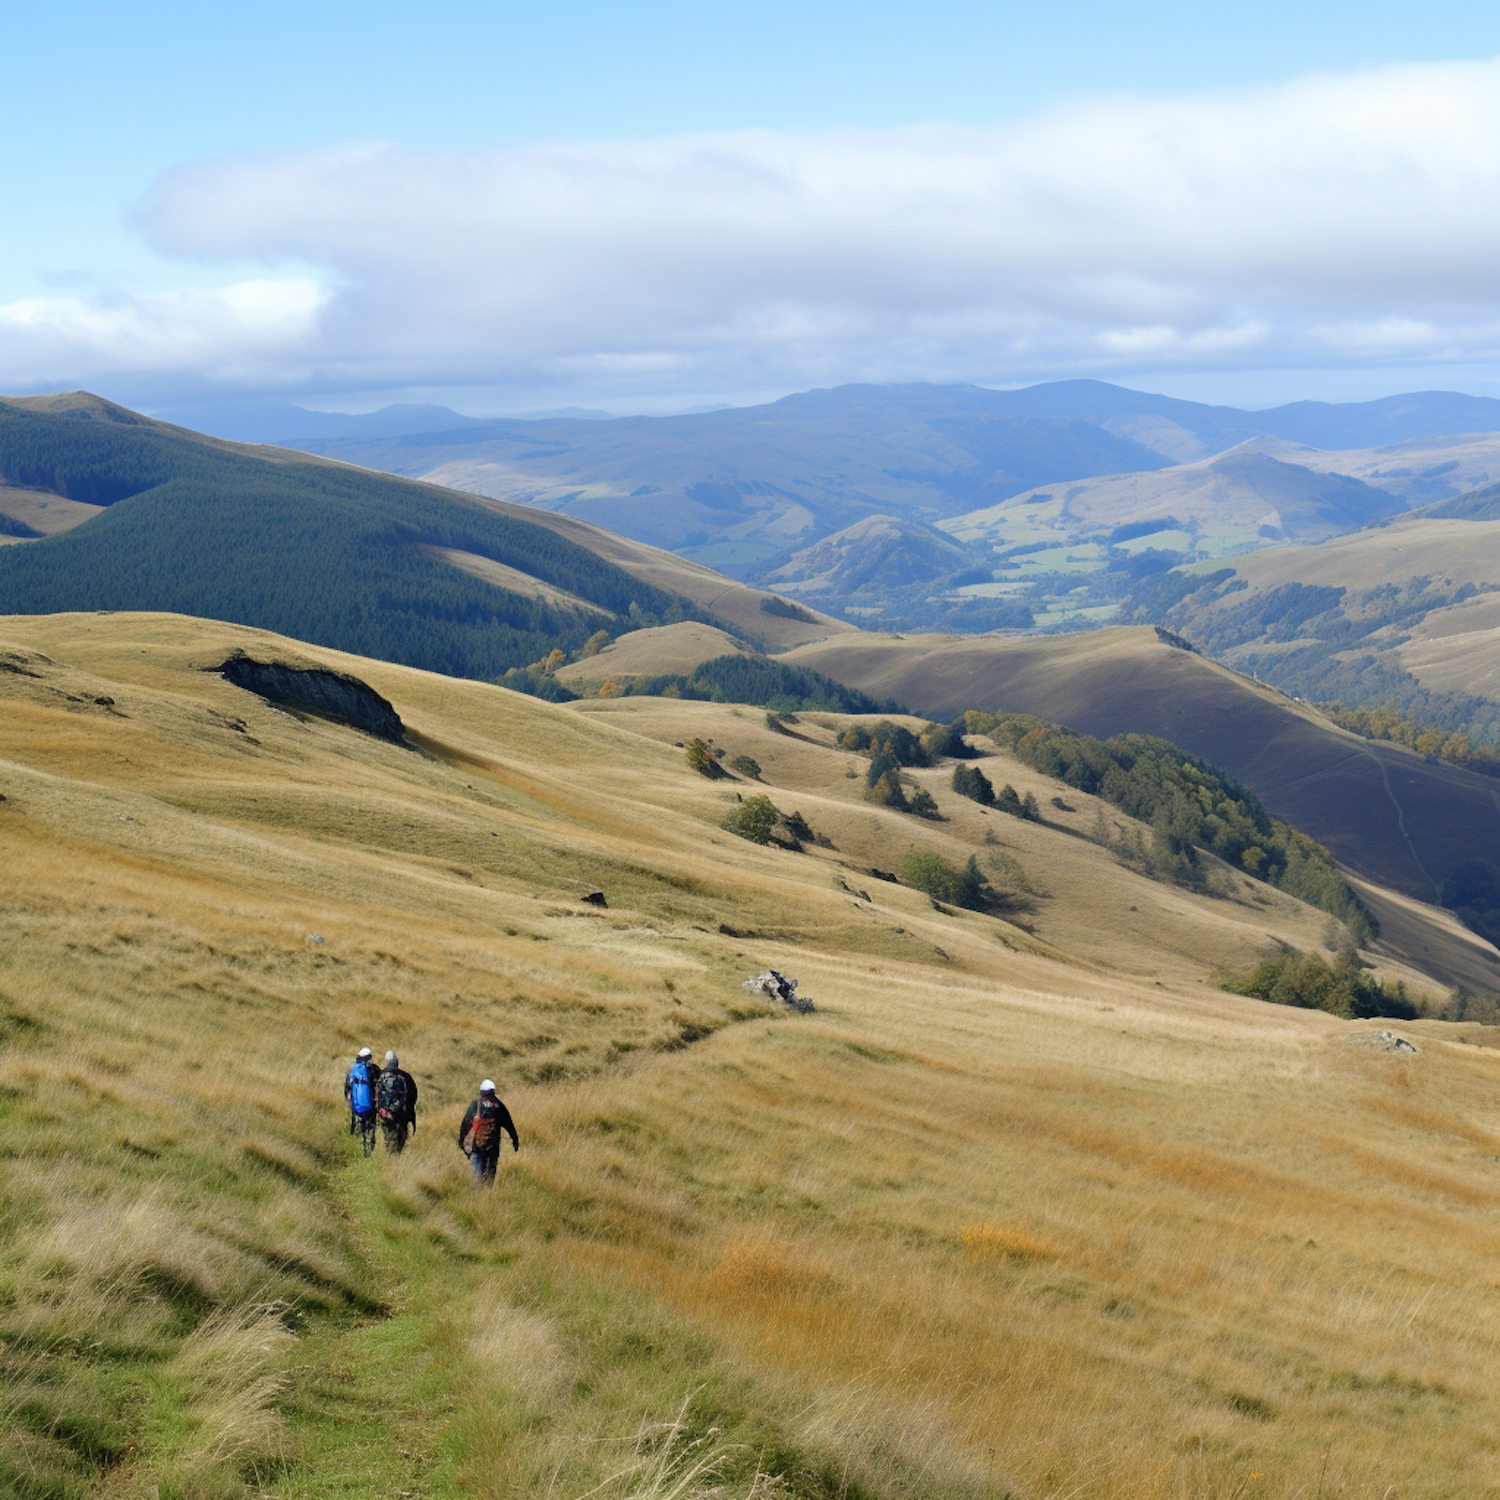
[162,379,1500,465]
[155,380,1500,625]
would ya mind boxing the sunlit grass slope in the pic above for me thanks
[5,612,1500,1499]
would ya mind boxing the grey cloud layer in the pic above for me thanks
[8,57,1500,398]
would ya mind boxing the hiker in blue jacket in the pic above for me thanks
[344,1047,380,1156]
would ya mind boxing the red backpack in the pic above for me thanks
[468,1099,499,1151]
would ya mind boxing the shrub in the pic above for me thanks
[908,787,941,820]
[730,754,762,780]
[722,795,780,844]
[901,852,989,910]
[685,738,723,777]
[994,784,1038,820]
[782,810,815,843]
[867,770,908,811]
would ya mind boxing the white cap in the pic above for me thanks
[385,1051,397,1064]
[357,1047,372,1059]
[480,1079,496,1092]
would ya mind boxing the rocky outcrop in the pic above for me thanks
[217,655,406,743]
[742,970,814,1013]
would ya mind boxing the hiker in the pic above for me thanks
[344,1047,380,1156]
[458,1079,518,1183]
[377,1050,419,1154]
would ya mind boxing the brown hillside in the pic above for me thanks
[554,621,756,685]
[785,626,1500,929]
[1183,515,1500,596]
[452,492,855,649]
[11,611,1500,1497]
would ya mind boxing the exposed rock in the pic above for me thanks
[1339,1029,1419,1054]
[742,970,814,1013]
[217,654,405,743]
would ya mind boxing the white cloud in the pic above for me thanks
[10,56,1500,402]
[0,279,330,388]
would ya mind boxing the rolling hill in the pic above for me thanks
[0,393,849,682]
[762,513,980,599]
[784,624,1500,960]
[184,379,1500,554]
[217,380,1500,624]
[938,442,1403,590]
[381,385,1175,575]
[1133,516,1500,741]
[43,383,1498,636]
[1263,431,1500,507]
[9,609,1500,1499]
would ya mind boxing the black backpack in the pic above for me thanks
[377,1070,409,1122]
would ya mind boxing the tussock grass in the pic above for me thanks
[3,613,1500,1498]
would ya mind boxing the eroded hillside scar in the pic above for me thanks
[215,654,407,743]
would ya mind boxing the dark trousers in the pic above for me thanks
[382,1119,409,1154]
[470,1150,498,1183]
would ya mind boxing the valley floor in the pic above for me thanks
[4,614,1500,1499]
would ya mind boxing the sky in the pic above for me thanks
[6,1,1500,416]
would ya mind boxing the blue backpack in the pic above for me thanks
[348,1064,374,1117]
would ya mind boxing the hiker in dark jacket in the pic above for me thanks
[458,1079,518,1183]
[377,1050,419,1154]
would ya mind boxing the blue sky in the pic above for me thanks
[6,2,1500,413]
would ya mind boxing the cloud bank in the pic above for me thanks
[8,56,1500,403]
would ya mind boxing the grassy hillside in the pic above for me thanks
[9,611,1500,1500]
[941,444,1402,573]
[784,626,1500,967]
[1129,517,1500,742]
[451,504,854,653]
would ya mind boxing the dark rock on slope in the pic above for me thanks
[218,655,406,743]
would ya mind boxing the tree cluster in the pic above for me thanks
[1318,701,1500,777]
[965,709,1376,943]
[627,656,895,715]
[1222,950,1416,1021]
[722,794,821,850]
[836,718,969,765]
[951,764,1039,820]
[901,852,990,910]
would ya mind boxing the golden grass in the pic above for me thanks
[4,612,1500,1497]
